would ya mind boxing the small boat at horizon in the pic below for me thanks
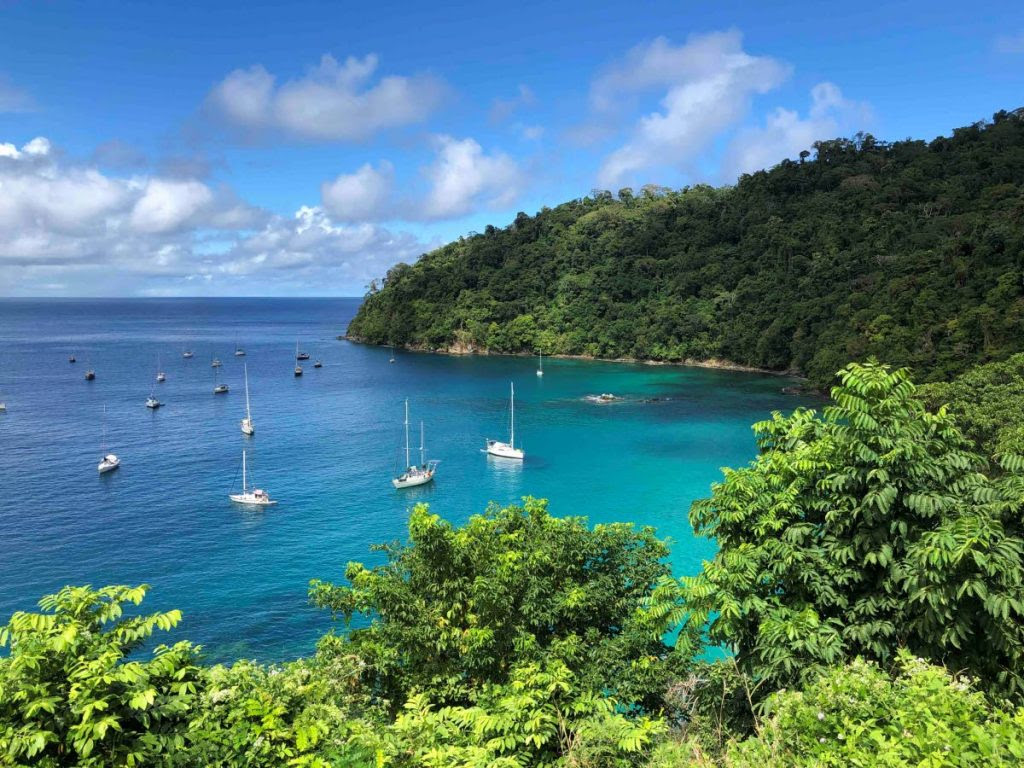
[241,364,254,435]
[68,355,76,363]
[393,399,438,489]
[211,358,222,368]
[485,382,525,460]
[85,369,95,381]
[314,360,322,368]
[235,346,246,357]
[229,449,277,506]
[537,351,544,377]
[295,339,309,360]
[145,395,161,409]
[156,354,165,383]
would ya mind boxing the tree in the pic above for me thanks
[682,361,1024,698]
[309,499,694,716]
[0,585,202,767]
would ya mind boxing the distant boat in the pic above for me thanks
[211,358,222,368]
[229,449,277,506]
[235,345,246,357]
[392,399,438,489]
[156,354,165,383]
[85,369,95,381]
[183,350,194,359]
[97,406,119,473]
[389,345,395,363]
[0,402,6,413]
[213,366,229,394]
[537,351,544,377]
[314,360,322,368]
[485,382,525,460]
[295,340,309,361]
[68,355,76,363]
[294,364,303,377]
[241,364,254,435]
[146,395,161,409]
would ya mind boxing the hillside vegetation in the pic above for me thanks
[348,110,1024,387]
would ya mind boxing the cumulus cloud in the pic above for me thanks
[592,31,790,187]
[0,75,35,113]
[0,136,434,296]
[722,82,871,180]
[206,53,446,142]
[421,136,524,219]
[321,161,395,222]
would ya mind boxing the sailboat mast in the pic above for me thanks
[510,382,515,448]
[404,399,410,468]
[101,405,107,452]
[420,421,425,465]
[242,450,247,493]
[244,364,251,420]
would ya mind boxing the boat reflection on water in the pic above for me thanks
[485,452,524,494]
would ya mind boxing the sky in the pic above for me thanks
[1,0,1022,297]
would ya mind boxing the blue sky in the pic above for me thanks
[1,0,1022,296]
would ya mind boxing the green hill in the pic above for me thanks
[348,109,1024,387]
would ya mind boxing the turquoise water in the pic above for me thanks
[0,298,810,662]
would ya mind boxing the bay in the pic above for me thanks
[0,297,809,662]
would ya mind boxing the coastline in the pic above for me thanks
[340,335,809,383]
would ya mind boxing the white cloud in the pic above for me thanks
[131,179,214,233]
[321,161,395,222]
[995,30,1024,54]
[207,54,446,142]
[722,82,871,180]
[0,75,34,113]
[421,136,524,219]
[0,136,435,296]
[592,31,790,187]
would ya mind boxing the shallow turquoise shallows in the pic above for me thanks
[0,298,811,662]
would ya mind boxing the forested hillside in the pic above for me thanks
[348,110,1024,387]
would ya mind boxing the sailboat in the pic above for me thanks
[229,450,277,506]
[295,340,310,361]
[485,382,525,459]
[146,394,161,409]
[85,365,96,380]
[234,343,246,357]
[69,354,76,363]
[213,366,229,394]
[241,364,254,435]
[389,345,395,363]
[537,351,544,377]
[211,357,222,368]
[97,406,119,473]
[393,399,438,488]
[156,354,166,383]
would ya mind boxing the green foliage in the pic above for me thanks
[683,360,1024,698]
[0,585,201,767]
[348,112,1024,387]
[181,640,378,767]
[919,352,1024,457]
[652,654,1024,767]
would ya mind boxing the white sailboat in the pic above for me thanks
[294,340,304,376]
[241,364,254,435]
[145,394,161,409]
[97,406,119,473]
[392,399,438,489]
[156,354,165,383]
[537,351,544,377]
[213,366,228,394]
[229,450,276,506]
[389,344,395,363]
[486,382,525,459]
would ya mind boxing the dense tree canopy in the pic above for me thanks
[683,361,1024,698]
[349,110,1024,387]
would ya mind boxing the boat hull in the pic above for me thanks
[486,440,524,460]
[241,419,254,435]
[98,457,119,473]
[392,471,435,489]
[229,494,277,506]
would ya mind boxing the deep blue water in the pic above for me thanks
[0,298,809,663]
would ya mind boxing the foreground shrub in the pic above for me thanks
[651,654,1024,767]
[0,585,201,767]
[684,360,1024,698]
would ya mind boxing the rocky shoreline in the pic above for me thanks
[341,335,815,390]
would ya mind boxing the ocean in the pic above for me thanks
[0,297,809,663]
